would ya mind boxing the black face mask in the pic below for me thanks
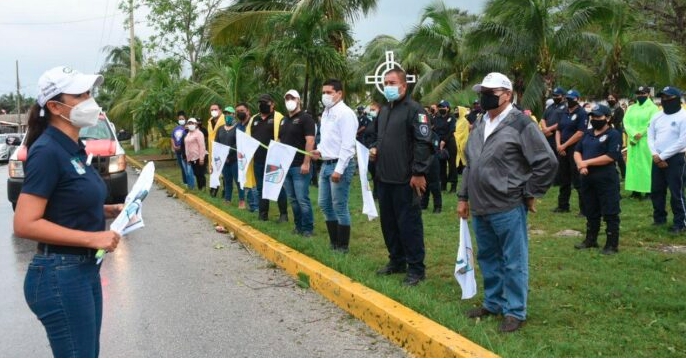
[636,96,648,105]
[553,96,562,104]
[567,99,579,108]
[590,119,608,130]
[662,97,682,115]
[259,102,271,115]
[438,109,448,116]
[236,112,247,121]
[607,100,617,107]
[480,92,501,111]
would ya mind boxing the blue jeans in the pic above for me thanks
[183,159,195,189]
[222,161,244,202]
[284,166,314,232]
[24,253,103,357]
[175,151,187,184]
[473,204,529,320]
[318,160,355,226]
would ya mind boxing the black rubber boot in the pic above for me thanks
[603,215,620,254]
[325,221,339,249]
[258,199,269,221]
[278,196,288,223]
[448,182,456,193]
[575,219,599,249]
[210,187,218,197]
[336,225,350,253]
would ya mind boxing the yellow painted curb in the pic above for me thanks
[129,156,498,358]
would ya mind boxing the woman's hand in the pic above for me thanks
[90,230,121,252]
[104,204,124,219]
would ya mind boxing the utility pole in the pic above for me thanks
[129,0,140,152]
[15,60,22,129]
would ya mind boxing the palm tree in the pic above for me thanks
[466,0,596,113]
[569,0,684,97]
[402,0,479,104]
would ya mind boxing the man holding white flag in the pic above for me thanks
[279,90,317,237]
[458,72,557,332]
[370,68,433,287]
[454,218,477,299]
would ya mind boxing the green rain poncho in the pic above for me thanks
[623,99,659,193]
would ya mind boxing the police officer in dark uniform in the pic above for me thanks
[542,87,567,153]
[554,89,588,214]
[573,104,622,254]
[607,93,626,179]
[466,99,482,125]
[370,68,433,286]
[432,100,457,192]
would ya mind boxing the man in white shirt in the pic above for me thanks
[647,86,686,233]
[311,79,358,252]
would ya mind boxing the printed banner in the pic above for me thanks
[454,218,477,299]
[236,129,261,189]
[262,140,296,201]
[209,141,231,189]
[355,141,378,220]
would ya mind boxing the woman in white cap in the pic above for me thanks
[184,117,207,190]
[14,66,123,357]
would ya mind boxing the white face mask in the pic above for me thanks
[178,119,186,126]
[211,110,219,118]
[322,94,335,109]
[55,97,102,128]
[188,125,197,131]
[368,111,377,118]
[285,100,298,112]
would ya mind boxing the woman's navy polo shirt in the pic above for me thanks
[21,125,107,232]
[574,127,622,170]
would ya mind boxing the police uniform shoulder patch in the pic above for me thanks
[419,124,429,136]
[418,114,429,124]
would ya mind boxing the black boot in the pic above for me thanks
[603,215,620,255]
[336,225,350,253]
[325,221,339,249]
[448,182,456,193]
[278,196,288,223]
[210,187,218,197]
[575,219,599,249]
[258,199,269,221]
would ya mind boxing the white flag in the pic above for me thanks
[355,141,378,220]
[262,140,296,201]
[236,129,261,189]
[454,218,477,299]
[210,141,231,189]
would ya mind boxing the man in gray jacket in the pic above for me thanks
[457,72,557,332]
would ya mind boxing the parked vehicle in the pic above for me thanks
[6,113,127,210]
[0,133,23,162]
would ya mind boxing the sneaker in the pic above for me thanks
[375,264,407,275]
[278,214,289,223]
[601,247,618,255]
[669,226,685,234]
[302,231,313,238]
[401,273,425,286]
[499,316,525,333]
[552,207,570,213]
[238,200,246,209]
[291,228,302,235]
[574,241,599,249]
[466,307,497,319]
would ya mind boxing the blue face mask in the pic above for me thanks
[226,116,234,124]
[384,86,400,102]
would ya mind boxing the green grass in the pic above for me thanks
[143,155,686,357]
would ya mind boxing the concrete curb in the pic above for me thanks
[129,156,498,358]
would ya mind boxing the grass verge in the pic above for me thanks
[140,155,686,357]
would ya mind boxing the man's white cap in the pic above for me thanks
[187,117,198,123]
[284,89,300,99]
[472,72,513,92]
[37,66,104,107]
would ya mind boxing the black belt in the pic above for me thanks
[37,243,95,257]
[323,159,338,165]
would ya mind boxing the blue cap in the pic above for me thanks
[438,100,451,108]
[552,87,566,95]
[590,104,611,117]
[657,86,682,97]
[565,89,581,99]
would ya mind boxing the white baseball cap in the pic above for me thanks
[472,72,513,92]
[37,66,104,107]
[187,117,198,124]
[284,89,300,99]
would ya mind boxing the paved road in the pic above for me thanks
[0,164,406,357]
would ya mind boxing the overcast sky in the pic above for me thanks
[0,0,485,98]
